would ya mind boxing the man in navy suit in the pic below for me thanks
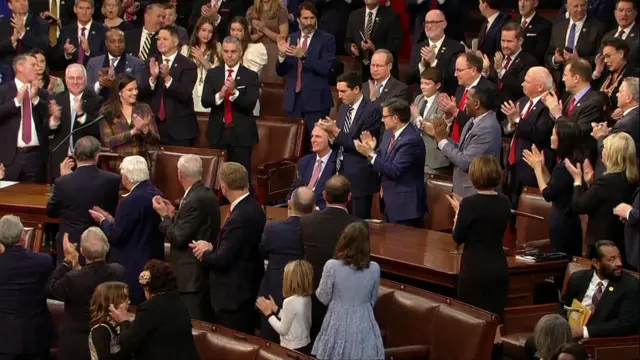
[615,189,640,271]
[0,215,53,360]
[355,98,426,227]
[0,0,48,73]
[477,0,511,59]
[517,0,552,64]
[53,0,107,70]
[46,136,121,263]
[88,155,164,305]
[276,2,335,140]
[556,0,616,31]
[318,71,381,220]
[288,125,336,209]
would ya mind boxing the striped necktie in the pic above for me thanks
[336,106,354,172]
[362,11,373,65]
[140,32,153,60]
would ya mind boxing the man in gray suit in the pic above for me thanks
[427,87,502,197]
[410,67,450,172]
[86,28,146,100]
[362,49,411,106]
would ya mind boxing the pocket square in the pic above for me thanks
[237,85,246,89]
[526,33,537,37]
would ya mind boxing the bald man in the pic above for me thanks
[49,63,103,179]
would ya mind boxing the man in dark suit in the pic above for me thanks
[0,215,53,360]
[276,2,335,139]
[153,154,221,321]
[361,49,411,105]
[601,0,639,68]
[316,0,361,56]
[45,227,125,360]
[48,64,103,179]
[188,0,246,39]
[46,136,121,262]
[317,71,381,220]
[87,28,146,100]
[614,189,640,271]
[409,9,465,95]
[501,66,555,206]
[31,0,76,31]
[561,241,639,339]
[0,0,48,72]
[53,0,107,70]
[138,25,198,146]
[202,36,260,181]
[89,155,164,305]
[192,162,266,335]
[288,125,336,210]
[545,0,605,88]
[556,0,616,31]
[518,0,552,64]
[0,53,50,182]
[355,98,426,227]
[344,0,402,81]
[125,3,163,60]
[477,0,511,59]
[258,186,315,343]
[406,0,465,43]
[482,22,538,102]
[299,174,365,340]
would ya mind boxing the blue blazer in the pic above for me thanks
[333,98,382,197]
[373,124,426,222]
[0,245,53,356]
[288,151,337,209]
[275,29,336,114]
[100,180,164,305]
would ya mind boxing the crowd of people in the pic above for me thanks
[0,0,639,359]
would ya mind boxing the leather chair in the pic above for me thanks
[21,221,45,252]
[425,174,455,231]
[148,146,226,204]
[195,112,210,148]
[260,84,287,117]
[516,187,551,250]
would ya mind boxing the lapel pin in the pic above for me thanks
[26,27,30,30]
[631,33,636,37]
[609,286,614,291]
[237,76,240,80]
[582,28,587,32]
[375,17,379,23]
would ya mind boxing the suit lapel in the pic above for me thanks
[590,278,621,322]
[576,269,594,303]
[350,99,367,134]
[424,93,441,120]
[370,10,381,39]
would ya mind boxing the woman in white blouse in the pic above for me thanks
[229,16,268,116]
[180,16,222,113]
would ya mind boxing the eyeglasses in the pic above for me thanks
[454,67,471,73]
[424,21,444,26]
[382,114,395,119]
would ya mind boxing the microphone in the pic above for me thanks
[48,114,106,184]
[262,159,298,219]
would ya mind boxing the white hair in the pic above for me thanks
[529,66,554,91]
[177,154,203,181]
[65,63,88,79]
[119,155,150,184]
[80,227,110,260]
[622,77,639,103]
[0,215,24,246]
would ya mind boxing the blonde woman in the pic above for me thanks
[256,260,313,354]
[246,0,288,82]
[102,0,134,31]
[180,16,222,112]
[565,132,638,262]
[88,281,131,360]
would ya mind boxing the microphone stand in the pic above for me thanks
[261,159,298,219]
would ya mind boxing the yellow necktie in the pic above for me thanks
[49,0,58,46]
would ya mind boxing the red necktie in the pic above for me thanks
[78,27,86,64]
[508,100,534,165]
[521,19,528,30]
[429,0,438,9]
[386,134,396,153]
[224,69,234,126]
[452,89,469,143]
[22,86,32,144]
[307,159,323,188]
[567,96,577,116]
[157,59,171,120]
[295,34,309,93]
[498,56,512,89]
[17,39,23,54]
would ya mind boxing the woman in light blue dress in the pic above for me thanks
[311,222,385,360]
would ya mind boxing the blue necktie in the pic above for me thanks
[69,97,77,155]
[566,22,577,51]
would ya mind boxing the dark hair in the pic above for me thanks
[161,2,176,11]
[101,73,137,123]
[467,87,493,111]
[550,343,589,360]
[602,37,630,59]
[229,16,251,53]
[469,155,502,190]
[297,1,318,18]
[616,0,637,11]
[420,67,443,84]
[593,240,617,261]
[566,57,593,83]
[502,21,524,40]
[141,260,178,295]
[334,222,370,270]
[28,49,51,89]
[324,175,351,204]
[554,121,583,162]
[73,136,102,161]
[481,0,501,10]
[189,17,222,65]
[381,98,411,124]
[336,71,362,91]
[158,24,179,39]
[459,52,483,73]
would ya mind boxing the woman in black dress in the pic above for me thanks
[447,155,511,360]
[523,121,584,258]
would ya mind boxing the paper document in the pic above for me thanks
[566,299,592,327]
[0,181,18,189]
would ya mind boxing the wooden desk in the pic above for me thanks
[251,206,568,307]
[0,183,57,223]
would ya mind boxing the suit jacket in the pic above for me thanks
[48,90,103,178]
[344,6,403,78]
[30,0,76,27]
[556,88,604,160]
[361,75,411,104]
[275,29,336,114]
[0,13,48,72]
[86,54,146,99]
[202,64,260,148]
[478,11,511,59]
[188,0,245,40]
[412,93,450,171]
[409,36,465,95]
[118,291,199,360]
[99,180,164,305]
[405,0,465,43]
[601,24,639,67]
[0,82,50,167]
[159,181,221,294]
[520,12,552,64]
[625,188,640,270]
[125,28,159,59]
[556,0,617,31]
[288,151,337,210]
[45,261,125,360]
[53,22,108,69]
[373,123,426,222]
[593,66,639,105]
[441,111,503,197]
[596,107,640,178]
[332,97,382,196]
[486,50,538,102]
[0,245,53,356]
[138,53,198,142]
[453,76,501,131]
[203,195,266,311]
[561,269,639,338]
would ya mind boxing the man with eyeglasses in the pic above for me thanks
[405,0,465,44]
[409,9,464,95]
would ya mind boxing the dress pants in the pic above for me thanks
[349,195,373,220]
[213,130,254,182]
[215,299,255,335]
[158,122,195,147]
[3,149,45,182]
[289,92,330,153]
[181,291,213,322]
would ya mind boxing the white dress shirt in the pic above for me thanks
[418,35,445,73]
[311,150,332,190]
[615,23,635,40]
[140,28,154,53]
[278,31,315,63]
[416,92,438,123]
[506,94,543,132]
[565,17,586,50]
[214,63,241,106]
[438,110,490,149]
[230,192,251,213]
[485,12,500,32]
[365,6,379,32]
[497,48,521,78]
[580,272,610,339]
[521,12,536,29]
[374,75,390,95]
[370,123,409,164]
[268,295,312,350]
[14,79,40,148]
[150,51,178,89]
[94,55,122,93]
[332,94,363,156]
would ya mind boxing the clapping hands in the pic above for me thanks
[522,144,545,171]
[189,240,213,260]
[62,233,80,269]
